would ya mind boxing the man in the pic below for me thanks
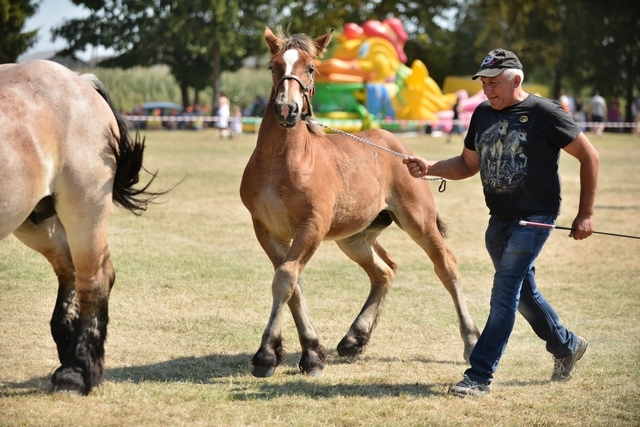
[403,48,599,397]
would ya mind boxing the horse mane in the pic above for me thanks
[271,29,327,58]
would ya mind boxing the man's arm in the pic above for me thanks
[562,132,600,240]
[403,147,480,180]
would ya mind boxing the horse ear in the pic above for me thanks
[265,27,280,55]
[313,29,334,58]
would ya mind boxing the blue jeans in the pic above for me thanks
[465,214,578,384]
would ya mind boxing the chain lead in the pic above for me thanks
[307,118,447,191]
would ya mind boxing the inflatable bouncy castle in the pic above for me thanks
[312,18,486,132]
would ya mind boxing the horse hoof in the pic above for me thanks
[51,367,87,395]
[305,367,323,377]
[51,384,84,395]
[252,365,277,378]
[337,339,365,357]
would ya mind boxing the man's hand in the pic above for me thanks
[403,156,430,178]
[569,214,595,240]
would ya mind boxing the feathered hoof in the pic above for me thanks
[51,366,87,395]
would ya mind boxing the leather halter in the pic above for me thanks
[272,73,316,119]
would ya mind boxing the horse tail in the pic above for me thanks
[436,213,449,238]
[81,73,167,215]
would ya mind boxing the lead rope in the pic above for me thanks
[306,117,447,193]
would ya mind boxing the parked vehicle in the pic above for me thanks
[136,102,184,129]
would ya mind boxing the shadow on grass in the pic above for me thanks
[0,377,51,397]
[226,379,444,399]
[106,352,449,398]
[0,352,514,399]
[106,352,253,383]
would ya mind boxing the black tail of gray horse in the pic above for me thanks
[81,74,170,214]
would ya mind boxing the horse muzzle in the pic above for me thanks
[274,100,302,128]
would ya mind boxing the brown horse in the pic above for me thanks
[0,60,161,394]
[239,28,480,377]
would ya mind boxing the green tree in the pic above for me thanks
[448,0,639,120]
[52,0,279,109]
[567,0,640,121]
[0,0,40,63]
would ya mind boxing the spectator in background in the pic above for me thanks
[632,94,640,137]
[230,105,243,138]
[447,97,463,143]
[184,105,194,130]
[132,102,143,130]
[607,98,621,133]
[573,96,586,131]
[249,95,268,117]
[192,103,205,131]
[216,92,231,138]
[167,108,179,130]
[566,92,576,115]
[558,93,571,114]
[588,90,607,137]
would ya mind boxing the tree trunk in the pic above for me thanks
[211,40,222,113]
[180,83,190,110]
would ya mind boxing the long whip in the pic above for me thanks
[519,220,640,240]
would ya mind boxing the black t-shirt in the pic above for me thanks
[464,94,581,219]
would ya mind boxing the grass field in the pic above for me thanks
[0,130,638,426]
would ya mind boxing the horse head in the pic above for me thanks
[265,27,333,128]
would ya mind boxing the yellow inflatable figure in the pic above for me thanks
[396,60,457,120]
[316,19,405,84]
[314,18,457,122]
[315,37,399,84]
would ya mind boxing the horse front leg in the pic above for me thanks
[253,271,328,377]
[252,261,298,377]
[251,222,326,377]
[287,279,326,376]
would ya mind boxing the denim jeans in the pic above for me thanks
[465,214,578,384]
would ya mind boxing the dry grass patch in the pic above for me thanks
[0,130,638,426]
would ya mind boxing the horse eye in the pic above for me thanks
[308,66,316,75]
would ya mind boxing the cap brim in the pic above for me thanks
[471,68,504,80]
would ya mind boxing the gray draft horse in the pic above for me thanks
[0,60,162,395]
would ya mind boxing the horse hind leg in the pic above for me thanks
[335,226,398,357]
[51,235,114,395]
[412,220,480,362]
[39,192,114,395]
[14,208,78,364]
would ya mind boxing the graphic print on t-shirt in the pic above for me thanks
[474,119,528,194]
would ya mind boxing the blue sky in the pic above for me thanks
[22,0,113,61]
